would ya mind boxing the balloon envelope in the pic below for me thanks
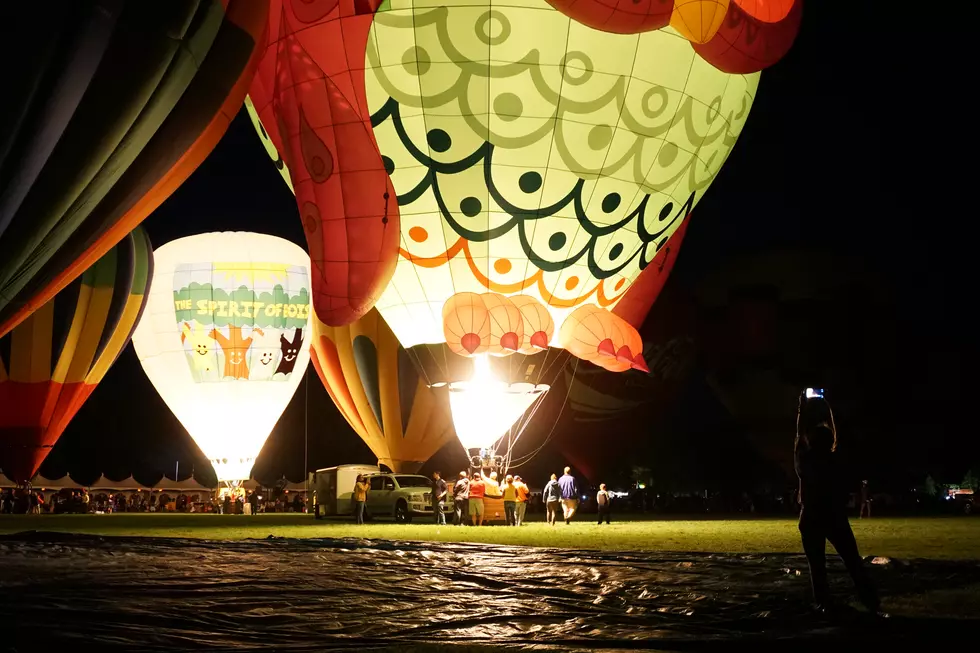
[0,0,268,338]
[132,232,312,483]
[364,0,760,353]
[310,308,455,473]
[0,228,153,483]
[247,0,799,455]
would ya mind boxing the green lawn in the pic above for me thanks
[1,513,977,560]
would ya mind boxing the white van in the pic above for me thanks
[312,464,380,518]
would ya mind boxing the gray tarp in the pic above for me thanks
[0,532,976,651]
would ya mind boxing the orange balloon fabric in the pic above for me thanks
[0,228,153,483]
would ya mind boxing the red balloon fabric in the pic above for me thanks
[692,0,803,73]
[543,0,673,34]
[248,0,400,328]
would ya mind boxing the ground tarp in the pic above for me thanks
[0,533,977,650]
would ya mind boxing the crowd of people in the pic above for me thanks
[349,466,617,527]
[0,487,307,515]
[3,385,884,617]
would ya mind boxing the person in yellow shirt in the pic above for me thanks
[353,475,370,525]
[514,476,529,526]
[500,475,518,526]
[484,471,501,498]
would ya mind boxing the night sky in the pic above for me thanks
[32,3,974,490]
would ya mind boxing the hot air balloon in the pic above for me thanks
[132,233,311,485]
[247,0,799,468]
[0,0,269,339]
[310,308,456,473]
[559,283,698,482]
[246,92,571,474]
[0,228,153,484]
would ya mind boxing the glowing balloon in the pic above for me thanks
[363,0,766,358]
[132,233,311,484]
[246,0,799,459]
[0,0,268,339]
[0,228,152,484]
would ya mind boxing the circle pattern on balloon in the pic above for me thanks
[364,0,757,302]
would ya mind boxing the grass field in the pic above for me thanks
[1,513,977,560]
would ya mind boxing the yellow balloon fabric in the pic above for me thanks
[310,308,455,473]
[365,0,759,352]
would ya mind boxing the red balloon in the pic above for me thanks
[248,0,399,327]
[692,0,803,73]
[612,215,691,328]
[543,0,673,34]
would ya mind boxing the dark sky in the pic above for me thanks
[35,3,973,489]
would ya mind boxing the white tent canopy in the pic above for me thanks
[88,476,148,491]
[1,474,89,490]
[239,479,308,493]
[34,475,88,490]
[0,474,280,492]
[157,477,213,492]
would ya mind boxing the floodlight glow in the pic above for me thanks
[132,232,311,483]
[448,354,549,451]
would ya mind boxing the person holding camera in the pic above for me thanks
[795,389,881,616]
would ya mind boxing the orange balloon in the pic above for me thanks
[481,294,524,356]
[670,0,730,44]
[442,292,491,357]
[510,295,554,354]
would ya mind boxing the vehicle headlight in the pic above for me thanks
[410,494,424,502]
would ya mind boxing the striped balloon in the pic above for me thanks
[0,228,152,483]
[310,308,455,474]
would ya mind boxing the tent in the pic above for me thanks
[157,477,214,492]
[33,475,87,490]
[88,476,150,491]
[0,473,90,489]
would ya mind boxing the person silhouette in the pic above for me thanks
[795,391,882,615]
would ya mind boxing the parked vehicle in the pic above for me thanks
[312,464,380,518]
[363,473,451,523]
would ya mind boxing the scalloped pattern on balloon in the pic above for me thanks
[366,0,758,351]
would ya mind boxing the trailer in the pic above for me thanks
[311,464,380,518]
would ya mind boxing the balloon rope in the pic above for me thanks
[508,358,579,470]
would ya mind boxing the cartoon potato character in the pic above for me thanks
[181,322,217,377]
[248,328,283,381]
[274,328,304,376]
[209,325,264,380]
